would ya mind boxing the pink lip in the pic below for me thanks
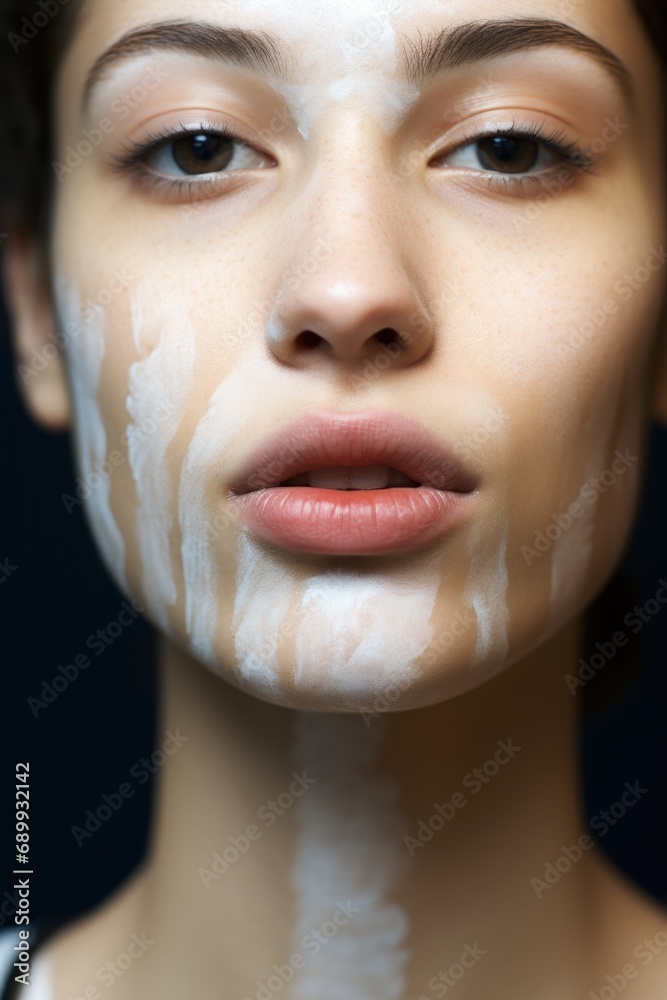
[227,410,478,555]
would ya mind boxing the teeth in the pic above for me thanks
[281,466,419,490]
[387,468,416,487]
[309,465,391,490]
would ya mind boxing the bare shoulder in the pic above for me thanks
[39,866,149,1000]
[589,850,667,998]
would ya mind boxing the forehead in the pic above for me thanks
[62,0,655,142]
[74,0,636,61]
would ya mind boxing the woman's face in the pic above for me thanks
[45,0,665,710]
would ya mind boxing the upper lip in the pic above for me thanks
[228,410,478,495]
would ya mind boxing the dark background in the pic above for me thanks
[0,293,666,934]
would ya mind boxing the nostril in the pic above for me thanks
[375,328,401,348]
[296,330,324,349]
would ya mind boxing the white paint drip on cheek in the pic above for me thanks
[465,516,510,669]
[56,279,127,591]
[126,298,195,631]
[293,559,441,701]
[178,369,255,664]
[291,712,410,999]
[232,531,293,697]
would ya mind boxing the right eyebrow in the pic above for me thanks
[400,18,633,99]
[83,20,289,108]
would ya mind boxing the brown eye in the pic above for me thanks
[439,131,568,177]
[144,130,270,178]
[170,134,234,174]
[475,136,540,173]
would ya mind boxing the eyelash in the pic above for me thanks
[110,119,597,201]
[437,120,597,195]
[109,121,261,198]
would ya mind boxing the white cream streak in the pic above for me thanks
[232,0,442,137]
[179,368,254,663]
[126,304,195,630]
[465,517,510,668]
[291,712,410,999]
[56,280,127,591]
[293,559,441,700]
[233,531,293,697]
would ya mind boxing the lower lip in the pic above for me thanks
[229,486,472,555]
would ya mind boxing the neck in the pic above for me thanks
[132,618,606,999]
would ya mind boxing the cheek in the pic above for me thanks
[123,283,199,632]
[56,264,224,630]
[446,232,665,660]
[55,278,129,592]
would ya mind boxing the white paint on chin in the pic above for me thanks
[126,294,195,631]
[56,279,126,591]
[291,712,410,999]
[233,530,293,697]
[293,557,442,701]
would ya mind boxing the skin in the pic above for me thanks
[4,0,667,996]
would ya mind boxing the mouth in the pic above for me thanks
[227,410,478,555]
[279,466,421,490]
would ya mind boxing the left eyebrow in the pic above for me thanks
[400,18,633,99]
[83,20,289,108]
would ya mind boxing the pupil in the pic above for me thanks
[191,134,220,161]
[172,133,234,174]
[477,136,539,174]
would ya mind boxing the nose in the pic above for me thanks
[265,169,435,372]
